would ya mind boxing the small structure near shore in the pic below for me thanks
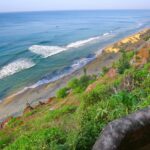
[92,108,150,150]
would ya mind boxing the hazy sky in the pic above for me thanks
[0,0,150,12]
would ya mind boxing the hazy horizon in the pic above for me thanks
[0,0,150,13]
[1,9,150,14]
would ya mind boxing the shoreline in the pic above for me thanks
[0,28,149,122]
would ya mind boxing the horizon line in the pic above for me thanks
[0,8,150,14]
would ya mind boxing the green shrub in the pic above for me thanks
[117,50,130,74]
[7,118,23,128]
[111,91,138,110]
[68,75,95,94]
[56,87,68,98]
[75,106,102,150]
[45,106,77,122]
[67,78,79,89]
[0,133,13,149]
[102,66,109,74]
[82,83,112,107]
[5,128,68,150]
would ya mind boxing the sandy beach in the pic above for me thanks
[0,28,149,122]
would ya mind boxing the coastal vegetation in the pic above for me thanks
[0,31,150,150]
[56,74,96,98]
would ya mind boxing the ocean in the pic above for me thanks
[0,10,150,101]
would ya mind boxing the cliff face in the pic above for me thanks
[105,29,150,53]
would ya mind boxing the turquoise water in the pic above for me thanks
[0,10,150,100]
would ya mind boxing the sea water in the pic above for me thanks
[0,10,150,101]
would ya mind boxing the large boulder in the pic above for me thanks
[93,108,150,150]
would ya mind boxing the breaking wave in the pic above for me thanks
[29,33,112,58]
[0,59,35,80]
[67,36,101,48]
[29,45,67,58]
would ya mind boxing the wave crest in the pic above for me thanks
[67,36,100,48]
[29,45,66,58]
[0,59,35,79]
[29,33,112,58]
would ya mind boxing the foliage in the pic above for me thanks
[68,75,95,94]
[117,49,131,74]
[5,128,68,150]
[102,66,109,74]
[82,84,111,106]
[56,87,69,98]
[111,91,138,110]
[143,35,150,41]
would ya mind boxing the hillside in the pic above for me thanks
[0,29,150,150]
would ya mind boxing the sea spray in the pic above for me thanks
[0,59,35,79]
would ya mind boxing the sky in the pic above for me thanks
[0,0,150,12]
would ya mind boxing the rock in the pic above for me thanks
[131,44,150,67]
[92,108,150,150]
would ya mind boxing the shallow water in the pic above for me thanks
[0,10,150,101]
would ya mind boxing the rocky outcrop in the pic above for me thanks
[105,29,150,53]
[131,42,150,67]
[93,108,150,150]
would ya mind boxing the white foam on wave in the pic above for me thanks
[103,32,110,36]
[71,57,94,70]
[29,33,112,58]
[29,45,66,58]
[0,59,35,80]
[67,36,100,48]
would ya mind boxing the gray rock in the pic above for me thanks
[93,107,150,150]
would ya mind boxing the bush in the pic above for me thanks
[82,84,111,107]
[75,106,102,150]
[56,87,68,98]
[7,118,23,128]
[0,133,13,149]
[117,50,130,74]
[67,78,79,89]
[5,128,68,150]
[111,91,138,110]
[102,67,109,74]
[45,106,77,122]
[143,35,150,41]
[68,75,95,94]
